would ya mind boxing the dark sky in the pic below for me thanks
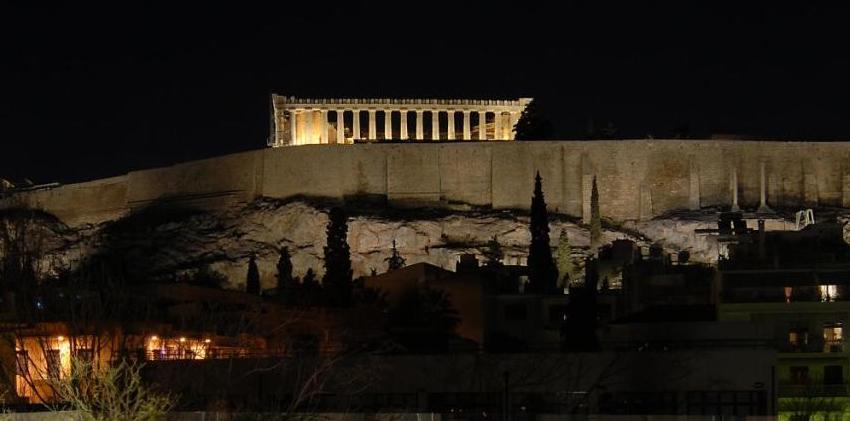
[3,3,850,184]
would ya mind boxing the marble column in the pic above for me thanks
[431,110,440,140]
[352,110,361,140]
[336,110,345,144]
[463,111,471,140]
[384,110,392,140]
[289,110,297,145]
[321,110,329,144]
[368,110,377,139]
[415,110,424,140]
[494,112,502,139]
[304,110,313,144]
[479,111,488,140]
[400,110,409,140]
[447,111,456,140]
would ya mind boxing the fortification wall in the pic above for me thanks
[5,140,850,226]
[2,175,129,225]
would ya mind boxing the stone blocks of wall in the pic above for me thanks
[1,176,128,225]
[126,150,262,209]
[7,140,850,226]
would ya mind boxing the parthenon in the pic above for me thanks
[269,95,533,147]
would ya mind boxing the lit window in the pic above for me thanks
[820,285,838,302]
[789,328,809,350]
[46,350,61,380]
[824,323,844,352]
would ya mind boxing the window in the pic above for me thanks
[75,348,93,364]
[824,365,844,385]
[788,328,809,350]
[73,348,94,373]
[16,350,28,377]
[820,285,839,302]
[824,323,843,352]
[504,303,527,321]
[790,366,809,385]
[46,349,61,380]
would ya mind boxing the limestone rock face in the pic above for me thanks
[11,200,727,291]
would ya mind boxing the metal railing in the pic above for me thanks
[779,383,849,397]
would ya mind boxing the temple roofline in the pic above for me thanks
[272,94,533,109]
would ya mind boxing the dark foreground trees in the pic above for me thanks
[514,99,554,140]
[323,207,353,306]
[527,172,558,294]
[246,254,261,295]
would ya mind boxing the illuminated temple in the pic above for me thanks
[269,95,532,146]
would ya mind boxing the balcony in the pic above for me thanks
[825,340,845,353]
[780,338,845,354]
[779,383,849,397]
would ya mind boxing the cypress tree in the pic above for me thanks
[276,246,295,301]
[590,176,602,253]
[527,172,557,294]
[483,235,511,293]
[322,207,353,306]
[556,230,574,290]
[246,254,260,295]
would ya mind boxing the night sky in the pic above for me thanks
[3,3,850,184]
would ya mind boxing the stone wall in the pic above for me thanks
[6,140,850,226]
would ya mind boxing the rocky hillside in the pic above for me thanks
[7,199,731,291]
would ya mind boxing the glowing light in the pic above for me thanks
[820,285,839,302]
[56,336,64,342]
[179,337,186,343]
[204,339,211,343]
[150,335,159,341]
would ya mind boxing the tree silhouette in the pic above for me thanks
[527,172,557,294]
[384,239,406,272]
[514,100,554,140]
[590,176,602,253]
[246,254,260,295]
[483,235,505,269]
[302,268,318,289]
[556,230,574,290]
[483,235,514,293]
[276,246,295,302]
[322,207,353,306]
